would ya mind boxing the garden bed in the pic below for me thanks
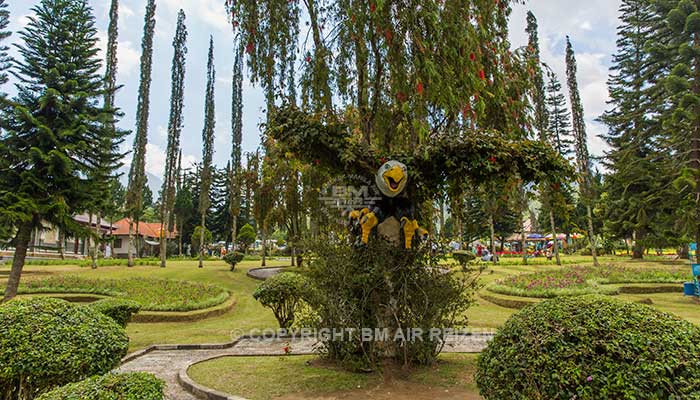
[18,275,229,312]
[186,354,482,400]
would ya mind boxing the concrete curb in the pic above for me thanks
[131,295,236,323]
[246,267,286,281]
[178,359,248,400]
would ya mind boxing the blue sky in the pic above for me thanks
[4,0,621,187]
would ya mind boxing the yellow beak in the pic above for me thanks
[383,166,405,192]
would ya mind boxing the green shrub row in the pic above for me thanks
[36,372,164,400]
[88,298,142,327]
[0,298,129,399]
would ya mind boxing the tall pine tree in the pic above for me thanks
[600,0,668,259]
[0,0,123,300]
[546,71,574,157]
[566,36,599,266]
[126,0,156,267]
[229,42,244,251]
[198,37,216,268]
[526,11,562,265]
[0,0,11,88]
[160,9,187,268]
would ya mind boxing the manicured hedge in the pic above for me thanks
[477,295,700,400]
[0,298,129,399]
[253,272,311,329]
[223,252,245,271]
[36,372,164,400]
[89,298,142,327]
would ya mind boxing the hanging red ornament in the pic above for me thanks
[305,55,311,63]
[245,41,254,54]
[370,3,376,12]
[469,52,476,61]
[416,81,424,95]
[479,70,486,80]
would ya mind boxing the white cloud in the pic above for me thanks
[146,143,166,177]
[158,0,230,32]
[121,4,135,18]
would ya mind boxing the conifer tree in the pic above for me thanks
[658,0,700,262]
[0,0,11,88]
[126,0,156,267]
[546,72,574,157]
[160,9,187,268]
[600,0,668,259]
[198,36,216,268]
[0,0,123,300]
[229,42,244,251]
[566,36,599,266]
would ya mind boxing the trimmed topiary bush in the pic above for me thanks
[223,251,245,271]
[89,298,142,327]
[476,295,700,400]
[35,372,164,400]
[452,251,476,271]
[0,298,129,399]
[253,272,311,329]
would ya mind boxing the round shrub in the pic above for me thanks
[36,372,164,400]
[452,251,476,270]
[253,272,311,329]
[476,295,700,400]
[88,298,142,327]
[0,298,129,399]
[223,251,245,271]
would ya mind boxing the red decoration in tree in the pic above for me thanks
[370,3,376,12]
[416,81,424,95]
[396,91,407,102]
[489,156,497,163]
[479,69,486,80]
[245,41,254,54]
[305,55,311,63]
[469,52,476,61]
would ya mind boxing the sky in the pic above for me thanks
[4,0,622,189]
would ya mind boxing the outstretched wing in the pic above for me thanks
[408,132,571,201]
[266,106,378,178]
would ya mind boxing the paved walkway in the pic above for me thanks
[117,334,493,400]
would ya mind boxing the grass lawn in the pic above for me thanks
[2,254,699,353]
[187,354,482,400]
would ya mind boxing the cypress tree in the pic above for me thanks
[160,9,188,268]
[0,0,11,88]
[126,0,156,267]
[229,42,244,251]
[566,36,599,266]
[88,0,122,270]
[526,11,562,265]
[198,36,216,268]
[0,0,122,300]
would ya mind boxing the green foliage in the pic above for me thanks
[125,0,156,223]
[0,0,11,88]
[89,298,142,327]
[253,272,310,329]
[19,276,228,312]
[191,226,212,253]
[452,251,476,270]
[223,251,245,271]
[36,372,164,400]
[476,295,700,399]
[489,264,689,298]
[0,298,129,399]
[305,238,479,370]
[236,223,256,251]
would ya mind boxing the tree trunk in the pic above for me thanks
[521,221,527,265]
[261,225,267,267]
[198,212,206,268]
[127,220,135,267]
[160,211,168,268]
[439,198,445,239]
[135,220,141,258]
[489,213,496,264]
[87,213,93,262]
[3,220,33,302]
[586,204,599,266]
[92,212,101,269]
[57,228,65,260]
[231,217,238,253]
[549,210,561,266]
